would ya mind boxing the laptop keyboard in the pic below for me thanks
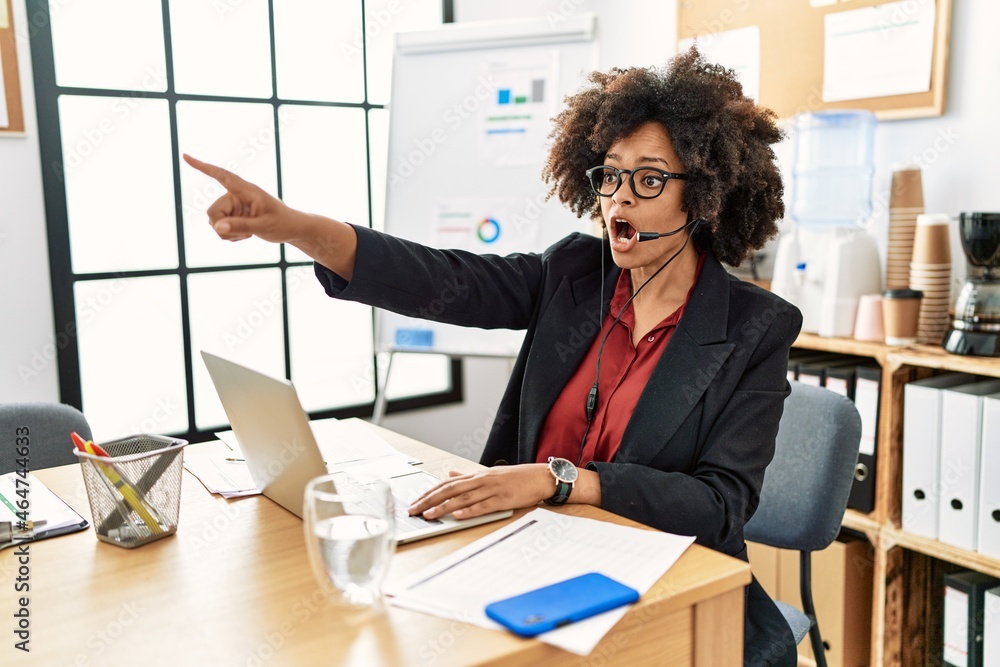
[395,506,443,532]
[331,471,443,534]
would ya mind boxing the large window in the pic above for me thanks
[30,0,459,441]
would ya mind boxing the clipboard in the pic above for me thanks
[0,472,88,549]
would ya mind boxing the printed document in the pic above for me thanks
[387,508,695,655]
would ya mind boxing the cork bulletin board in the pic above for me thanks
[0,0,25,134]
[677,0,952,120]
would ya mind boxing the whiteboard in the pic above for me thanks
[379,14,598,356]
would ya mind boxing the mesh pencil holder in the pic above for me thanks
[74,434,189,548]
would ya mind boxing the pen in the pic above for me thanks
[95,438,182,535]
[72,432,165,535]
[225,457,245,462]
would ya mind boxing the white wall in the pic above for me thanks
[455,0,677,69]
[0,0,60,403]
[3,0,997,460]
[868,0,998,276]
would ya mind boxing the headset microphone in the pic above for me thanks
[636,218,702,242]
[578,221,699,465]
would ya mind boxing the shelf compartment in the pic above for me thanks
[887,527,1000,578]
[794,332,888,363]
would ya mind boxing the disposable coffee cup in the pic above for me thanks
[890,168,924,210]
[882,289,923,345]
[853,294,884,342]
[911,213,952,265]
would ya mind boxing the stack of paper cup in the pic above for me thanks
[909,213,952,345]
[887,168,925,289]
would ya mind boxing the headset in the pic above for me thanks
[578,217,703,465]
[636,216,701,242]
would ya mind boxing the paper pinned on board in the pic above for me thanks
[679,25,761,101]
[0,50,9,129]
[822,0,936,102]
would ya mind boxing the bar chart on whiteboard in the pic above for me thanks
[479,54,557,167]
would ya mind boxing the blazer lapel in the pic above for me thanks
[616,254,735,465]
[519,256,620,462]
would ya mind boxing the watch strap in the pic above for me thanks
[544,481,572,506]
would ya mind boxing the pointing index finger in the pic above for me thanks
[182,153,250,193]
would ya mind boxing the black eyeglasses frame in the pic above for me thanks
[585,165,687,199]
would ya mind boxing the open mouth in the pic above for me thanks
[612,218,637,242]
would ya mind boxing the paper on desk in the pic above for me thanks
[215,417,419,465]
[386,508,695,656]
[184,442,423,498]
[183,447,259,498]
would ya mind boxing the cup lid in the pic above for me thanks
[883,288,923,299]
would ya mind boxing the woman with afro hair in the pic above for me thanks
[187,47,801,665]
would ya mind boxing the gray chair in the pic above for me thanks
[744,381,863,667]
[0,402,92,474]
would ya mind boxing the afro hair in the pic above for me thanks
[542,47,785,267]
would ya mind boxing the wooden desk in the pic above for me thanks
[0,421,749,666]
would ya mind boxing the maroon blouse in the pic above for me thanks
[535,253,706,466]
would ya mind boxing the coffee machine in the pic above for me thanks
[944,212,1000,356]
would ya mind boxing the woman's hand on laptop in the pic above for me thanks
[407,464,601,520]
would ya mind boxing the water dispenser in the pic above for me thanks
[772,110,883,337]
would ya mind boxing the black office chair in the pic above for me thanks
[0,402,92,474]
[744,381,862,667]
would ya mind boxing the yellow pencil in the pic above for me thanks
[73,434,164,535]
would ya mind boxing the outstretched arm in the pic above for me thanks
[183,154,359,280]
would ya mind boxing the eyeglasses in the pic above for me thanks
[585,166,687,199]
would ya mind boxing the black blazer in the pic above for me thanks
[316,226,802,665]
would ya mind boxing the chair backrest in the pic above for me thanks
[744,381,862,552]
[0,402,92,474]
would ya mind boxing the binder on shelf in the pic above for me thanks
[901,373,977,539]
[976,393,1000,559]
[824,365,857,400]
[786,352,844,382]
[938,379,1000,552]
[985,586,1000,667]
[944,571,1000,667]
[796,358,828,387]
[797,356,866,389]
[849,365,881,513]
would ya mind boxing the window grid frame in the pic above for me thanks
[28,0,462,444]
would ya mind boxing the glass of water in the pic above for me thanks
[303,473,396,608]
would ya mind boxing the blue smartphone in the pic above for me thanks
[484,572,640,637]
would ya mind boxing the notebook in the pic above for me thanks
[200,351,511,544]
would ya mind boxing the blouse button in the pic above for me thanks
[647,335,655,342]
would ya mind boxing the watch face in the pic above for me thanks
[550,457,578,483]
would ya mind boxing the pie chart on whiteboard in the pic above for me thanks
[478,218,501,244]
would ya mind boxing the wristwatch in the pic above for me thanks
[544,457,578,505]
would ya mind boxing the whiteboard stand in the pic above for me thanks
[372,349,396,426]
[371,347,519,426]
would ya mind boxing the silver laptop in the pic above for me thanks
[200,351,512,543]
